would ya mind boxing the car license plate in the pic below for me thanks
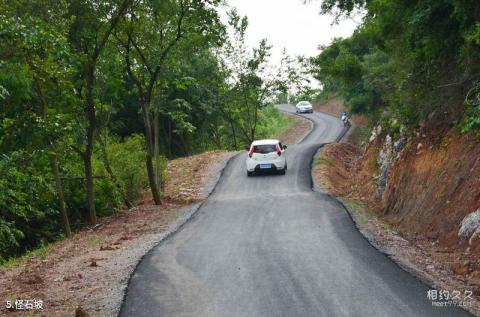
[260,164,271,169]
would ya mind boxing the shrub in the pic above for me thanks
[0,135,155,263]
[106,134,150,204]
[256,105,294,140]
[459,82,480,133]
[0,151,61,263]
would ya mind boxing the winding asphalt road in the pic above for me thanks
[120,105,471,317]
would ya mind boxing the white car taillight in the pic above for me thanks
[275,144,281,156]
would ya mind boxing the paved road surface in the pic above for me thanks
[120,105,471,317]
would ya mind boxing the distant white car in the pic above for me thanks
[295,101,313,113]
[246,139,287,176]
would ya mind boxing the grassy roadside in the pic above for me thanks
[275,112,313,145]
[257,105,297,140]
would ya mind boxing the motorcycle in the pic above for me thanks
[341,115,350,127]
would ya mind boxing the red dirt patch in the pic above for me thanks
[0,203,179,317]
[313,128,480,315]
[383,130,480,247]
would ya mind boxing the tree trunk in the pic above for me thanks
[153,103,163,192]
[251,103,259,142]
[141,102,162,205]
[229,119,238,149]
[167,120,172,157]
[75,0,132,224]
[84,64,97,224]
[146,152,161,204]
[50,153,72,238]
[83,152,96,224]
[33,79,72,237]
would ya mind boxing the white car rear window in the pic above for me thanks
[253,144,276,154]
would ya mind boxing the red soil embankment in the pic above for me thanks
[313,99,480,308]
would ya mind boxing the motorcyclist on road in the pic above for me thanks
[341,111,348,123]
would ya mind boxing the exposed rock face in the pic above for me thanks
[393,137,406,153]
[372,125,407,195]
[377,134,393,193]
[369,125,382,142]
[459,209,480,244]
[313,124,480,315]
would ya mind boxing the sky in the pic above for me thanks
[220,0,359,68]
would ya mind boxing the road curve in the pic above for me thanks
[120,105,471,317]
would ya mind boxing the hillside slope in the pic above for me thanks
[313,100,480,315]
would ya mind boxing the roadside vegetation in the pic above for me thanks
[0,1,306,264]
[0,150,232,317]
[311,0,480,245]
[312,0,480,134]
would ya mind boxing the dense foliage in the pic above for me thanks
[312,0,480,132]
[0,1,300,262]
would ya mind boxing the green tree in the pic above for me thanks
[220,10,289,145]
[115,0,223,204]
[312,0,480,129]
[67,0,132,224]
[0,13,75,238]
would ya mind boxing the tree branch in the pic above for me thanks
[124,35,145,98]
[129,34,153,75]
[158,0,187,64]
[93,0,133,61]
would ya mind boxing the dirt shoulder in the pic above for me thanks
[312,142,480,316]
[0,151,236,317]
[277,112,313,145]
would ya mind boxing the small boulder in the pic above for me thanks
[75,306,89,317]
[393,137,406,152]
[459,209,480,244]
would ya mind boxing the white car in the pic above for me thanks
[246,139,287,176]
[295,101,313,113]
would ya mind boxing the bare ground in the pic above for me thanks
[312,98,480,315]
